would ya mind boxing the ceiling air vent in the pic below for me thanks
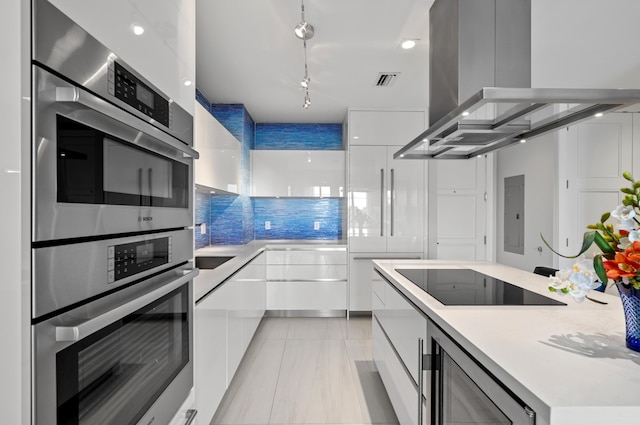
[374,72,400,87]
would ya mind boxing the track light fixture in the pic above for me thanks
[295,0,314,109]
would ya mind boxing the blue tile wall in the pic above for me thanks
[209,194,245,245]
[194,190,211,250]
[209,104,246,142]
[253,198,343,240]
[194,91,345,245]
[195,89,210,109]
[255,123,343,150]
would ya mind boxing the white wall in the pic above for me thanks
[496,135,556,271]
[0,0,30,423]
[495,0,640,271]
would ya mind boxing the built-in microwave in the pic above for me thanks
[32,65,198,243]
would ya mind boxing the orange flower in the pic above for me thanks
[604,241,640,279]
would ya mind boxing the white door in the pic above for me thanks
[387,146,425,253]
[559,113,634,268]
[348,146,387,252]
[431,157,487,260]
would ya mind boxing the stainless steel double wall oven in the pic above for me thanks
[31,1,199,424]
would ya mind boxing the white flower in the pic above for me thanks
[629,230,640,243]
[612,205,636,221]
[612,205,637,231]
[548,257,601,303]
[618,236,632,250]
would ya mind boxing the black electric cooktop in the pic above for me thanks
[395,268,566,306]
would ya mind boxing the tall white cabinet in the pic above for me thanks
[347,110,426,312]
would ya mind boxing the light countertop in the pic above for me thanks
[194,240,346,301]
[373,259,640,425]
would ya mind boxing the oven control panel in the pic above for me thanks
[108,61,171,128]
[108,236,172,283]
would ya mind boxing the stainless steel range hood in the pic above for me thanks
[394,0,640,160]
[394,87,640,160]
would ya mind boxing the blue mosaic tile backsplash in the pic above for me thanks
[255,123,343,150]
[253,198,343,240]
[194,91,344,245]
[194,190,211,250]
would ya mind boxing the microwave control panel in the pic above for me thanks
[108,61,171,128]
[108,236,172,283]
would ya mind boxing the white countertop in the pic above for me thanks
[193,240,346,301]
[373,259,640,425]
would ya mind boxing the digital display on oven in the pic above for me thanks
[108,237,172,283]
[136,84,154,109]
[136,242,154,264]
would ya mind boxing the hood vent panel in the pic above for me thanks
[375,72,400,87]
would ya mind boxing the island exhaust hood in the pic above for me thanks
[394,0,640,160]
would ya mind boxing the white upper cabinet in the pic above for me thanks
[194,103,241,194]
[47,0,195,113]
[251,150,345,197]
[348,110,426,146]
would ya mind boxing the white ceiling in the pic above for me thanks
[195,0,433,124]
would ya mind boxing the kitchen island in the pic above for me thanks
[373,259,640,425]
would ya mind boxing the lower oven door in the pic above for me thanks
[33,269,197,425]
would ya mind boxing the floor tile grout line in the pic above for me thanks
[266,320,290,425]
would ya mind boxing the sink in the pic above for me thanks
[195,256,235,270]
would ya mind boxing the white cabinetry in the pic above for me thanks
[372,273,428,425]
[194,252,266,425]
[251,150,345,197]
[347,109,426,312]
[194,103,242,193]
[266,248,347,313]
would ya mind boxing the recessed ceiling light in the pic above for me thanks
[353,136,359,139]
[520,139,527,143]
[401,39,416,49]
[462,111,470,117]
[595,112,604,118]
[183,79,192,87]
[130,23,144,36]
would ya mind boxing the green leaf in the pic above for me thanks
[621,188,635,195]
[594,254,608,285]
[633,181,640,189]
[593,231,616,256]
[541,231,596,259]
[600,212,611,223]
[623,171,634,181]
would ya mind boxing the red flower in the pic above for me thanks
[603,241,640,279]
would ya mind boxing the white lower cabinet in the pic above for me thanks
[194,252,266,425]
[266,248,347,313]
[349,253,422,312]
[373,272,428,425]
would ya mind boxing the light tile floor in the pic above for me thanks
[211,317,399,425]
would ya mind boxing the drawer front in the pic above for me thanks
[267,250,347,265]
[267,264,347,281]
[380,280,427,385]
[266,281,347,310]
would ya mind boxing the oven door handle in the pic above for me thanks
[55,86,199,160]
[56,268,199,342]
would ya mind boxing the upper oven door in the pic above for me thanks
[33,66,198,243]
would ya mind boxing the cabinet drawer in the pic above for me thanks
[267,250,347,265]
[379,315,420,425]
[267,264,347,281]
[379,280,426,385]
[266,281,346,310]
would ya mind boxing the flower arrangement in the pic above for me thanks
[543,171,640,302]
